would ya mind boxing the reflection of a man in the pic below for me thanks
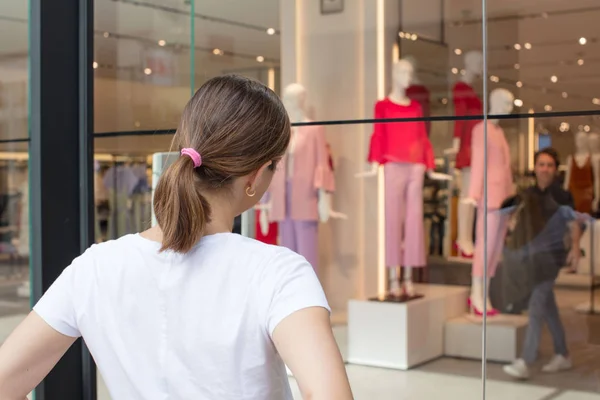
[502,147,582,380]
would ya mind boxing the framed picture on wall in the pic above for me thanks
[321,0,344,15]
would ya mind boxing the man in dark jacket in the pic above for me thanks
[502,148,582,379]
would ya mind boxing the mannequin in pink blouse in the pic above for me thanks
[357,59,451,298]
[463,88,515,316]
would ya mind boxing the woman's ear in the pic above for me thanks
[247,161,275,189]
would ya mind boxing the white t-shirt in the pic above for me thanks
[33,233,330,400]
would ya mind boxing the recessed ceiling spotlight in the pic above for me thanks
[585,125,591,132]
[451,67,458,74]
[266,28,276,35]
[562,92,568,98]
[144,68,152,75]
[454,48,462,55]
[134,121,141,128]
[541,12,549,18]
[578,58,584,66]
[399,32,405,38]
[514,43,522,50]
[559,122,570,132]
[579,37,587,45]
[514,63,520,70]
[544,105,553,111]
[213,48,224,56]
[516,81,523,88]
[593,98,600,105]
[103,32,110,38]
[524,42,532,49]
[514,99,523,107]
[158,40,166,47]
[411,34,418,41]
[550,75,558,83]
[93,61,98,69]
[490,75,499,82]
[256,56,265,63]
[460,69,466,76]
[441,98,448,105]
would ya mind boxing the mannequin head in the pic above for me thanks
[402,55,420,84]
[489,88,514,115]
[391,59,414,90]
[463,51,483,83]
[589,132,600,154]
[282,83,307,116]
[574,131,589,153]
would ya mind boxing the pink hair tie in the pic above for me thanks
[181,148,202,168]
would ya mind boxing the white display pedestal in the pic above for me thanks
[444,314,528,362]
[347,284,469,370]
[577,219,600,276]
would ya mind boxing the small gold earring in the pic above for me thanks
[246,186,256,197]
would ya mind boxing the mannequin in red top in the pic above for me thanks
[404,56,431,136]
[357,59,451,298]
[446,50,483,258]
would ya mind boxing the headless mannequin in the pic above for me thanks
[259,84,345,234]
[446,51,483,257]
[357,59,451,297]
[589,133,600,212]
[463,88,514,316]
[564,132,595,214]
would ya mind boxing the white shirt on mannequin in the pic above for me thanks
[33,233,329,400]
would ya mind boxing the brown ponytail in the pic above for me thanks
[152,74,291,253]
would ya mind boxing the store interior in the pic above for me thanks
[2,0,600,397]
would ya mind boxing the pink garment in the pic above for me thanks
[268,124,335,222]
[472,207,507,278]
[468,121,514,209]
[384,162,426,268]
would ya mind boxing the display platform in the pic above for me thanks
[444,314,528,363]
[369,293,425,303]
[347,284,468,370]
[555,269,600,289]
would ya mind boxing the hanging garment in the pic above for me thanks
[453,81,483,169]
[384,162,426,268]
[268,125,335,222]
[407,84,431,136]
[567,156,594,214]
[368,98,434,169]
[255,209,278,245]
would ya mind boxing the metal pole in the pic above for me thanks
[481,0,489,397]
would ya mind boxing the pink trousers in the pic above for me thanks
[472,205,507,278]
[384,163,426,268]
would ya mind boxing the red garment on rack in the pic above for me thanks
[453,81,483,169]
[368,98,434,169]
[407,84,431,136]
[254,209,278,245]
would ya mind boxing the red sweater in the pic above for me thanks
[368,98,435,169]
[407,84,431,136]
[453,81,482,169]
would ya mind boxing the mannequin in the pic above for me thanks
[259,83,344,271]
[357,59,451,298]
[564,131,594,214]
[589,132,600,212]
[404,56,431,136]
[447,50,483,257]
[463,88,515,316]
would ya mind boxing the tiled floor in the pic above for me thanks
[6,285,600,399]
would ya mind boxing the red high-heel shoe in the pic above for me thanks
[454,241,474,259]
[467,298,499,316]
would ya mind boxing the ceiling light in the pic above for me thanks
[516,81,523,88]
[550,75,558,83]
[562,92,568,98]
[490,75,499,82]
[158,40,166,47]
[144,68,152,75]
[256,56,265,63]
[585,125,591,132]
[266,28,276,35]
[514,43,522,50]
[559,122,570,132]
[514,63,520,70]
[454,48,462,55]
[524,42,532,50]
[460,69,466,76]
[541,12,549,18]
[544,105,552,111]
[577,58,584,66]
[514,99,523,107]
[593,98,600,105]
[103,32,109,38]
[134,121,141,128]
[399,32,405,38]
[451,67,458,74]
[92,61,98,69]
[579,125,584,131]
[579,37,587,45]
[441,98,448,105]
[213,48,223,55]
[411,34,418,41]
